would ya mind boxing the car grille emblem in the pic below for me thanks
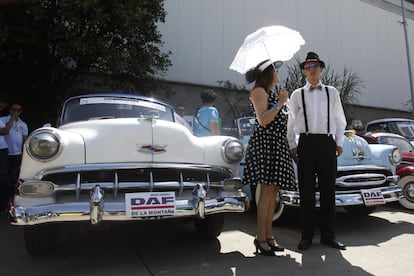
[138,144,167,154]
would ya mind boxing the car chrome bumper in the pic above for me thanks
[281,185,403,207]
[9,184,249,226]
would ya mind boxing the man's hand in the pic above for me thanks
[336,146,343,157]
[290,148,299,164]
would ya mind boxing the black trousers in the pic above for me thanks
[297,134,337,241]
[7,155,22,200]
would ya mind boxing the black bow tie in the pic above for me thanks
[309,85,322,91]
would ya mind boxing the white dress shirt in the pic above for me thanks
[287,81,347,148]
[0,115,28,155]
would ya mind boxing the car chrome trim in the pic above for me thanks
[33,163,234,179]
[281,185,403,207]
[337,165,391,172]
[9,194,248,226]
[90,185,104,225]
[336,173,387,187]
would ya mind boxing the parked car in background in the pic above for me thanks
[235,117,403,222]
[359,131,414,210]
[9,93,248,255]
[365,118,414,146]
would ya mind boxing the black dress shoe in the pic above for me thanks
[321,239,346,250]
[297,239,312,251]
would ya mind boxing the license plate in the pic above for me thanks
[125,192,176,217]
[361,189,385,206]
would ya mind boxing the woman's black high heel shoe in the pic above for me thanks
[254,239,275,256]
[267,238,285,252]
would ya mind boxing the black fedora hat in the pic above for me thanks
[300,52,325,69]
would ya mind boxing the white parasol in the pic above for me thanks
[229,25,305,74]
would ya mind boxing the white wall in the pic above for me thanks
[157,0,414,112]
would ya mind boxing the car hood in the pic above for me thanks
[59,118,205,164]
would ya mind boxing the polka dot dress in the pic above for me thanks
[243,90,296,189]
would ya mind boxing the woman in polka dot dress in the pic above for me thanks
[244,59,295,256]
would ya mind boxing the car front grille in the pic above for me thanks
[335,166,393,191]
[29,163,234,200]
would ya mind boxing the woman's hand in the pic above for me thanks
[278,88,289,105]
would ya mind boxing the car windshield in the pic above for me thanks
[378,136,414,153]
[60,96,174,125]
[238,117,256,137]
[389,122,414,139]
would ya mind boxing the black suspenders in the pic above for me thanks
[301,86,330,134]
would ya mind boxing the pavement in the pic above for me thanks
[0,202,413,276]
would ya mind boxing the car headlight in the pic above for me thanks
[27,131,61,161]
[222,139,244,163]
[389,148,401,165]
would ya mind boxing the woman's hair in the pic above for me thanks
[245,60,275,89]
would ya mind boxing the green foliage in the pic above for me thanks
[0,0,171,127]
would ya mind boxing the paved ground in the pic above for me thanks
[0,202,413,276]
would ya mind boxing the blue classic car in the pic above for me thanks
[9,93,248,255]
[235,117,403,222]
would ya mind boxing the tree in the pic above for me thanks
[216,80,251,122]
[0,0,171,128]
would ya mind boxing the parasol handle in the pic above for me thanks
[261,39,278,71]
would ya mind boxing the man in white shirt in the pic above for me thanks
[1,103,28,205]
[0,110,12,210]
[287,52,347,251]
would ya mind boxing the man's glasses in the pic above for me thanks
[303,63,320,70]
[11,107,22,112]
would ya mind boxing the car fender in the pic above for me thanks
[397,164,414,178]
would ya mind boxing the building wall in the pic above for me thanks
[157,0,414,113]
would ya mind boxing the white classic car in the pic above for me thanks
[9,93,248,255]
[235,116,403,222]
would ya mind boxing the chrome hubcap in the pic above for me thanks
[404,183,414,203]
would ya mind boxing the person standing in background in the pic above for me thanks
[174,104,192,131]
[1,103,28,204]
[0,108,13,211]
[193,89,220,136]
[176,104,186,118]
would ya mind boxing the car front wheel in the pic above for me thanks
[194,214,225,238]
[398,175,414,209]
[24,224,60,256]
